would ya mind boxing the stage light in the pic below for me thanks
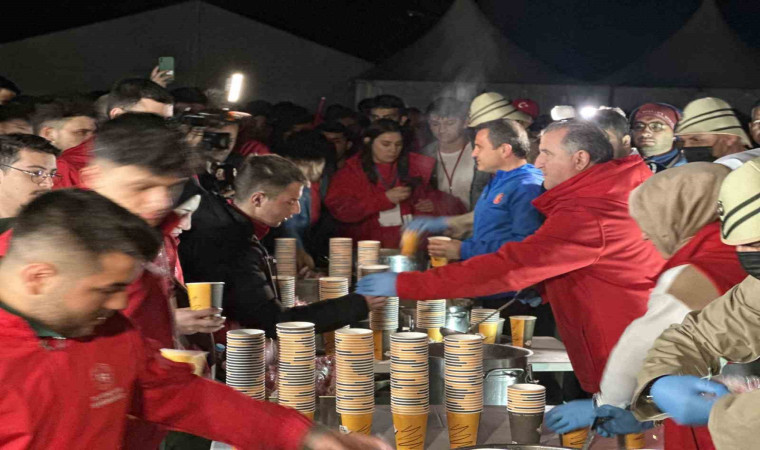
[579,106,598,119]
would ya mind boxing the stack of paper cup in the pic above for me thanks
[329,237,353,279]
[274,275,296,308]
[390,332,429,450]
[357,263,390,281]
[357,240,381,268]
[444,334,483,448]
[276,322,316,419]
[319,277,349,354]
[470,308,500,344]
[370,296,399,360]
[506,384,546,444]
[225,329,266,400]
[275,238,298,277]
[428,236,452,267]
[416,299,446,342]
[335,328,375,435]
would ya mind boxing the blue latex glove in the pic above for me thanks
[545,399,595,435]
[650,375,730,426]
[594,405,653,437]
[518,296,543,307]
[355,272,398,297]
[404,217,448,234]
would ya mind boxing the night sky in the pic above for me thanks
[2,0,759,81]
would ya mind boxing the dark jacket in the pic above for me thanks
[178,181,369,338]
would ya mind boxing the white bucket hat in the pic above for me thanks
[467,92,531,128]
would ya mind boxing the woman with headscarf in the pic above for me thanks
[546,162,746,450]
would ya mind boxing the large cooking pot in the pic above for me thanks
[381,254,424,273]
[429,343,533,406]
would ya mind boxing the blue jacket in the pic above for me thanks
[460,164,544,260]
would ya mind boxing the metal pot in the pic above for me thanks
[381,254,424,273]
[429,343,533,406]
[445,298,474,333]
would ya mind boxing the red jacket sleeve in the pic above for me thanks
[397,208,604,299]
[132,336,312,449]
[53,158,79,189]
[325,166,395,223]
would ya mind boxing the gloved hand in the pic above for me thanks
[404,216,449,234]
[545,399,595,435]
[518,296,543,307]
[650,375,730,426]
[594,405,653,437]
[355,272,398,297]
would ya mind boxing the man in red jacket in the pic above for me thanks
[357,120,665,394]
[54,78,174,188]
[0,189,388,450]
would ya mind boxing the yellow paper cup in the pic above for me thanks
[160,349,208,376]
[302,411,315,420]
[393,413,428,450]
[401,231,420,256]
[561,428,589,448]
[187,282,212,310]
[478,322,499,344]
[510,315,536,348]
[373,330,384,360]
[447,411,480,448]
[625,433,646,449]
[340,412,374,435]
[427,327,443,343]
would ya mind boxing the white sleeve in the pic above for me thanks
[596,265,693,408]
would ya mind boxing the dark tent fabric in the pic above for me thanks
[357,0,576,85]
[600,0,760,88]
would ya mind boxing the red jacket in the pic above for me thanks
[659,222,744,450]
[397,155,665,392]
[325,153,464,248]
[0,308,311,449]
[53,138,93,188]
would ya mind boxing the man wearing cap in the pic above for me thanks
[358,120,664,396]
[676,97,750,162]
[630,158,760,449]
[468,92,533,130]
[512,98,539,128]
[630,103,685,173]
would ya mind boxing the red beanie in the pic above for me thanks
[633,103,680,130]
[512,98,539,119]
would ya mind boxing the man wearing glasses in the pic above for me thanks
[629,102,685,173]
[0,134,59,234]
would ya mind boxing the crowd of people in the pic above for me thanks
[2,66,760,449]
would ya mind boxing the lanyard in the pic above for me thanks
[375,162,398,191]
[437,145,467,195]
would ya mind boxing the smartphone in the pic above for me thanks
[158,56,175,82]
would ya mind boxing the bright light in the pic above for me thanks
[551,105,576,121]
[579,106,598,119]
[227,73,244,103]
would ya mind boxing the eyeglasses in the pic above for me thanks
[631,122,669,133]
[0,164,62,185]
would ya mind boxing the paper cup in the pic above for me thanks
[561,428,589,448]
[401,230,420,257]
[478,322,499,344]
[340,412,373,435]
[510,315,537,348]
[160,349,208,376]
[187,283,212,310]
[427,328,443,342]
[428,236,451,267]
[447,411,480,448]
[508,410,543,444]
[625,433,646,449]
[393,412,428,450]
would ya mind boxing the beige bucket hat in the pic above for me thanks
[718,157,760,245]
[676,97,751,147]
[467,92,531,127]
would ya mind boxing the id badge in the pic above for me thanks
[378,204,403,227]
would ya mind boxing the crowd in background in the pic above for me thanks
[3,66,760,450]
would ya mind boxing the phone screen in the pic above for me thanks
[158,57,175,80]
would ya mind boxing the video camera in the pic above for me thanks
[171,110,250,150]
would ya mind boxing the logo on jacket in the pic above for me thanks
[91,363,115,391]
[493,193,504,205]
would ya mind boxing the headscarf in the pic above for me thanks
[629,162,730,258]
